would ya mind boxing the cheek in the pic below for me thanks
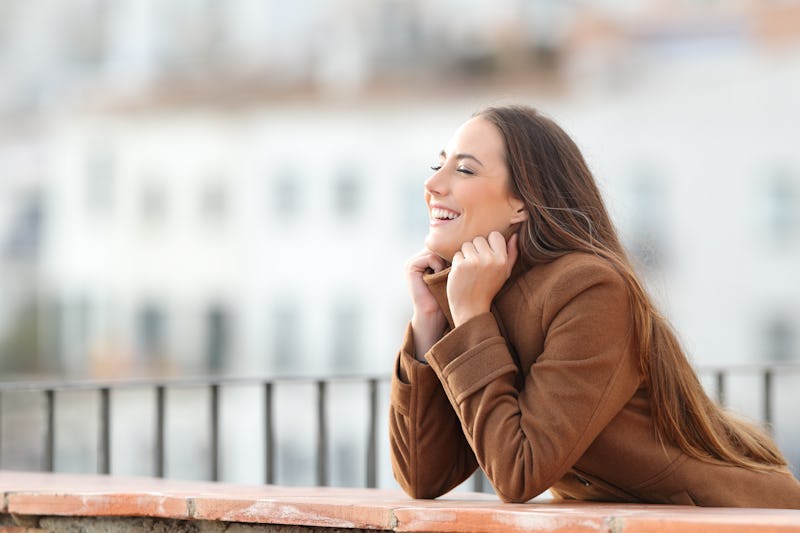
[456,186,487,214]
[465,191,510,224]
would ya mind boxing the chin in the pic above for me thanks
[424,235,455,263]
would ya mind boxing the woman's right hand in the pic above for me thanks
[406,249,448,361]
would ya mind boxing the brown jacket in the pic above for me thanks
[389,252,800,508]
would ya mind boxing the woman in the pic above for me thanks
[388,105,800,508]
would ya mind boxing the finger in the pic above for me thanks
[460,241,478,260]
[410,249,444,268]
[472,235,492,256]
[452,250,464,266]
[487,231,507,257]
[425,252,446,273]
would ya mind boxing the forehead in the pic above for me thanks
[445,116,506,162]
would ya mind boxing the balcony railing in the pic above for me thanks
[0,374,388,489]
[1,364,799,492]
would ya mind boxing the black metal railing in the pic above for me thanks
[0,374,388,488]
[704,364,800,432]
[0,364,798,492]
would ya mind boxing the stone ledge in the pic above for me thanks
[1,471,800,532]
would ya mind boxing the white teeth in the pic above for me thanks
[431,207,460,220]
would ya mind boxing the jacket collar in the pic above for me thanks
[422,267,454,329]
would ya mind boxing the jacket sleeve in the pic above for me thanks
[425,261,641,503]
[388,323,478,498]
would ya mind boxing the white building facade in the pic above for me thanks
[1,0,799,486]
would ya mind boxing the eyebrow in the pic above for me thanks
[439,150,484,167]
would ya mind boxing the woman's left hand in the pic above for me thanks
[447,231,519,327]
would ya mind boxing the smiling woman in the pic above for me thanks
[388,105,800,508]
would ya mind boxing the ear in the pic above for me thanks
[508,196,529,224]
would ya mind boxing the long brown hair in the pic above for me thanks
[478,104,787,470]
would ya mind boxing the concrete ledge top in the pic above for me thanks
[2,471,800,532]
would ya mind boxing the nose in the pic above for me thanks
[424,166,447,197]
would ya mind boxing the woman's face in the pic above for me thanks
[424,116,527,262]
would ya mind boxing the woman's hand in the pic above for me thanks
[406,249,448,360]
[448,232,518,327]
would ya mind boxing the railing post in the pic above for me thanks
[316,380,327,486]
[44,389,55,472]
[264,382,274,484]
[763,370,773,433]
[210,383,220,482]
[155,386,165,478]
[98,387,111,474]
[715,371,726,406]
[366,379,377,488]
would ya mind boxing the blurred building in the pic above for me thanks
[1,0,799,484]
[1,0,797,376]
[38,104,442,379]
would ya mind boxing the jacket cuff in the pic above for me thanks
[427,312,518,404]
[391,323,442,416]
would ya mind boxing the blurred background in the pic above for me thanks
[1,0,799,489]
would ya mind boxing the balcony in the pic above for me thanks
[1,367,799,531]
[2,470,800,532]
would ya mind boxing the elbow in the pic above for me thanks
[404,486,443,500]
[494,485,534,504]
[483,453,543,503]
[395,475,445,500]
[489,476,540,504]
[393,469,445,500]
[496,491,533,504]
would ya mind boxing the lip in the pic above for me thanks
[429,217,456,227]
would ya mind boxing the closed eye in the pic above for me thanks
[457,167,475,175]
[430,164,442,171]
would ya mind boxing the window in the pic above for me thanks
[3,193,42,259]
[205,305,228,373]
[763,314,795,363]
[761,169,798,246]
[332,165,361,217]
[137,303,166,361]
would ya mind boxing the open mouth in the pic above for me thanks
[430,207,461,221]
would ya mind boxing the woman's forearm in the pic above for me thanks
[410,310,446,361]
